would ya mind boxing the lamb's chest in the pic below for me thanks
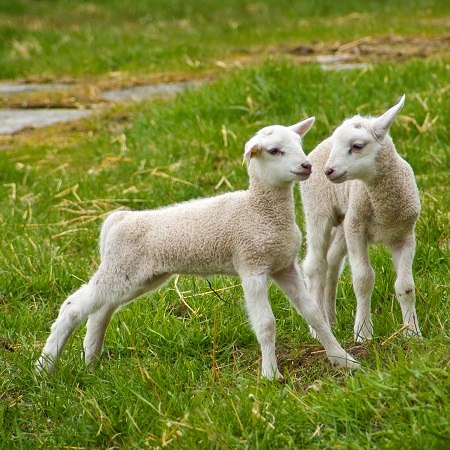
[264,225,300,263]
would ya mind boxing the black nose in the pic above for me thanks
[325,167,334,176]
[301,162,312,173]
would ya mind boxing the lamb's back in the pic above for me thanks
[101,189,300,276]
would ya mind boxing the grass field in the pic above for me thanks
[1,1,449,449]
[1,0,450,80]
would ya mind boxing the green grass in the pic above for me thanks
[1,59,449,449]
[0,0,449,79]
[1,1,450,449]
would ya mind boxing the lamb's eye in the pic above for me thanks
[268,148,282,155]
[350,142,365,153]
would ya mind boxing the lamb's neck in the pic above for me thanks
[248,178,296,219]
[362,144,418,223]
[365,145,400,192]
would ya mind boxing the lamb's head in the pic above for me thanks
[244,117,315,186]
[324,95,405,184]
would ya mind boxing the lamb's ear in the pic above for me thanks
[243,140,261,163]
[289,116,315,137]
[373,95,405,139]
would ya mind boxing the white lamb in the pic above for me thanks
[300,96,422,342]
[37,117,359,378]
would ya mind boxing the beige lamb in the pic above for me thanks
[37,117,358,378]
[300,96,422,342]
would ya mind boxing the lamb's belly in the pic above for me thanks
[184,263,236,277]
[172,254,236,277]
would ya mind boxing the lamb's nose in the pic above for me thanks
[325,167,334,177]
[301,162,312,174]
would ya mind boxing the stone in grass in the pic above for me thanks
[0,108,94,134]
[102,81,201,102]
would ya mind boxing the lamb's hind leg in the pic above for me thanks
[346,232,375,342]
[303,218,334,338]
[324,225,347,326]
[272,263,359,370]
[37,282,103,372]
[83,273,172,368]
[391,235,422,338]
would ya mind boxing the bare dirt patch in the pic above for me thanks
[288,34,450,64]
[276,341,370,385]
[217,34,450,69]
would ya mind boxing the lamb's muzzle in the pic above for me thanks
[291,162,312,179]
[325,167,348,183]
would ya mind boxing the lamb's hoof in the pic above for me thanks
[308,325,319,340]
[262,369,283,380]
[329,353,360,371]
[403,326,423,339]
[35,355,56,374]
[85,358,99,372]
[274,370,284,380]
[83,350,99,371]
[354,329,373,343]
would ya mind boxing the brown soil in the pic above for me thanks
[276,341,370,385]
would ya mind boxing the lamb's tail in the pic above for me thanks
[99,210,129,257]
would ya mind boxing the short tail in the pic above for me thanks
[99,210,129,257]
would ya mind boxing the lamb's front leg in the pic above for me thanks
[391,235,422,338]
[272,263,359,370]
[241,273,280,379]
[346,233,375,342]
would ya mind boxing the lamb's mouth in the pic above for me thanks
[328,171,348,183]
[291,170,311,180]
